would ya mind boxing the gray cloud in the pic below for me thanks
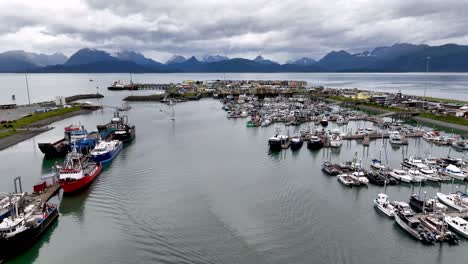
[1,0,468,62]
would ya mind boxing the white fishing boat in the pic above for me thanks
[329,133,342,148]
[373,193,395,217]
[445,216,468,239]
[407,169,426,183]
[337,174,357,186]
[389,131,407,145]
[443,164,467,180]
[370,159,386,170]
[436,192,468,212]
[418,168,440,182]
[390,169,412,183]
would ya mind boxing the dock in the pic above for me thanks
[30,183,61,202]
[342,132,423,140]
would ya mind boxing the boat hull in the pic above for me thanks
[38,139,68,158]
[59,164,103,193]
[394,213,422,241]
[0,207,58,262]
[307,140,323,150]
[91,143,123,164]
[290,141,303,150]
[113,126,136,143]
[373,200,394,217]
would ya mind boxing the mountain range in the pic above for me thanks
[2,43,468,72]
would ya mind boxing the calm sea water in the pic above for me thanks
[0,74,467,264]
[1,72,468,105]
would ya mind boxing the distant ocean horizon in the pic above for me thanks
[1,72,467,104]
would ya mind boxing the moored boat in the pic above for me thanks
[373,193,395,217]
[90,140,123,164]
[57,148,103,193]
[0,202,59,263]
[393,202,435,243]
[389,169,412,183]
[443,164,467,180]
[290,136,303,150]
[445,216,468,239]
[436,192,468,212]
[307,136,324,150]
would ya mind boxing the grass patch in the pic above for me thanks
[11,106,81,129]
[418,96,468,105]
[0,130,16,140]
[418,113,468,126]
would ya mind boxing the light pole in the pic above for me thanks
[25,73,31,105]
[423,57,431,109]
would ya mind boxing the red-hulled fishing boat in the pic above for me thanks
[57,147,102,193]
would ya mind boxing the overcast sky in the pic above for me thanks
[1,0,468,63]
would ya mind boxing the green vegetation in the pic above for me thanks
[0,130,15,140]
[11,106,81,129]
[418,96,468,105]
[328,95,407,112]
[0,106,81,142]
[418,112,468,126]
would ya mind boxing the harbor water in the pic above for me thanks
[0,74,467,263]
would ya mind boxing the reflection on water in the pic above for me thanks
[7,220,59,264]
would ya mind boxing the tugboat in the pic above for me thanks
[0,202,59,263]
[307,136,324,150]
[290,136,303,151]
[57,147,103,193]
[90,140,123,164]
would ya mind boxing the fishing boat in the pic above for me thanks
[436,192,468,212]
[337,174,357,186]
[97,112,135,143]
[319,117,328,127]
[0,202,59,263]
[57,148,103,193]
[401,156,429,170]
[268,135,282,151]
[409,194,446,213]
[90,140,123,164]
[370,159,386,170]
[373,193,395,217]
[329,133,342,148]
[418,168,440,182]
[307,136,324,150]
[419,215,459,244]
[443,164,467,180]
[322,161,341,176]
[445,216,468,239]
[389,131,408,146]
[290,136,303,150]
[393,202,435,243]
[422,131,438,142]
[389,169,412,183]
[407,169,426,183]
[452,140,468,152]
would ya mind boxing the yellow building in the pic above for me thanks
[355,92,371,100]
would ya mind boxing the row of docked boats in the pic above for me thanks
[373,191,468,243]
[268,128,344,151]
[0,112,136,262]
[56,112,135,193]
[423,130,468,151]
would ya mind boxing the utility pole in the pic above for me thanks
[424,56,431,110]
[25,73,31,105]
